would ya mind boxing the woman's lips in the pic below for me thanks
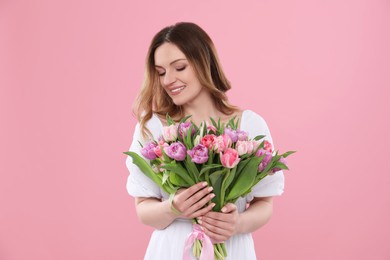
[170,85,186,94]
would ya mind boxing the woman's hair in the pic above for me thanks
[134,22,239,138]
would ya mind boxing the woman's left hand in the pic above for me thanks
[197,203,240,243]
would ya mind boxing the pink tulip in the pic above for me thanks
[251,140,262,152]
[201,134,216,149]
[263,140,273,153]
[220,148,240,168]
[154,142,168,158]
[236,140,251,155]
[206,124,217,134]
[213,134,231,153]
[162,125,178,142]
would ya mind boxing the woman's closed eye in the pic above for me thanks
[176,66,186,72]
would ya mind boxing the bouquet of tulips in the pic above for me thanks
[124,115,294,260]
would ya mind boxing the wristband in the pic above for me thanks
[169,192,182,216]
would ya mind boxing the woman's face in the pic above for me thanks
[154,42,205,107]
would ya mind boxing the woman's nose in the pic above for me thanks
[162,70,176,86]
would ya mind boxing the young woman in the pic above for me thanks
[126,22,284,259]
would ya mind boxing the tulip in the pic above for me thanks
[163,142,187,161]
[178,122,196,139]
[141,141,158,160]
[256,149,272,172]
[224,127,238,143]
[187,144,209,164]
[220,148,240,168]
[271,156,287,174]
[236,130,249,141]
[236,140,251,156]
[263,140,273,153]
[201,134,216,149]
[213,134,231,153]
[162,125,178,142]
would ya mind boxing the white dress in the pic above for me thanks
[126,110,284,260]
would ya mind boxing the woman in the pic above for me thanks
[126,22,284,259]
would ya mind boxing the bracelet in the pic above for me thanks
[169,192,182,216]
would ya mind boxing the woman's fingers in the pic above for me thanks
[172,182,214,216]
[198,203,239,241]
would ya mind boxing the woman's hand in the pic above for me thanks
[172,182,216,219]
[197,203,240,243]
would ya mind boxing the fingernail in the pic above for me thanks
[211,203,216,208]
[208,187,213,192]
[221,207,226,213]
[210,193,215,198]
[202,182,208,187]
[197,219,203,224]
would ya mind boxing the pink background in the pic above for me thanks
[1,0,389,259]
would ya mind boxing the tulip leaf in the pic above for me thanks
[226,157,261,201]
[184,155,199,183]
[179,115,192,124]
[210,117,217,129]
[253,135,266,141]
[220,167,237,206]
[273,162,289,170]
[166,113,175,126]
[199,164,222,176]
[161,163,194,187]
[124,151,167,191]
[282,150,296,158]
[209,170,225,211]
[169,171,187,186]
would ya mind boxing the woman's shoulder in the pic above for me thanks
[241,109,267,124]
[240,109,270,137]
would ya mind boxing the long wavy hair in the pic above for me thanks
[134,22,239,138]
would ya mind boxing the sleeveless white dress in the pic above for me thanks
[126,110,284,260]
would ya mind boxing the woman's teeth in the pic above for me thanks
[171,86,186,93]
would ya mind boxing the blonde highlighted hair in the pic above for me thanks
[133,22,239,138]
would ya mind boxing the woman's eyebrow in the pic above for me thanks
[155,58,187,68]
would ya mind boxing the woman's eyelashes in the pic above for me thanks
[176,66,186,71]
[157,66,186,77]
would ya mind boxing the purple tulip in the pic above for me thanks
[256,149,272,172]
[178,122,196,139]
[236,130,248,141]
[224,127,238,143]
[141,141,158,160]
[271,156,287,174]
[163,142,187,161]
[187,144,209,164]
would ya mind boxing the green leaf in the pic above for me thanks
[273,162,289,170]
[282,150,296,158]
[123,151,171,193]
[220,167,236,206]
[162,171,169,184]
[253,135,266,141]
[166,113,175,126]
[185,125,194,150]
[199,164,222,176]
[169,171,187,186]
[226,157,262,201]
[209,170,225,211]
[179,115,192,124]
[184,155,199,183]
[210,117,217,128]
[161,162,195,186]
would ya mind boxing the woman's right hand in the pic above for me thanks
[172,182,215,219]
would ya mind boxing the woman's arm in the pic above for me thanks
[198,197,273,242]
[134,182,216,230]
